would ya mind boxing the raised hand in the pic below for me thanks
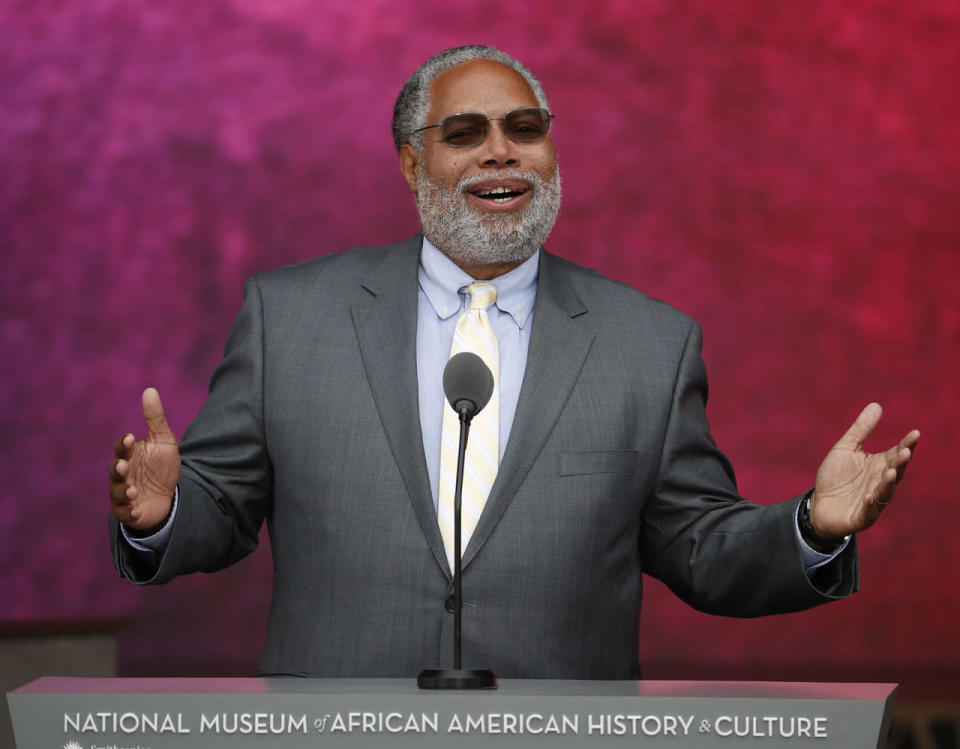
[109,387,181,533]
[809,402,920,540]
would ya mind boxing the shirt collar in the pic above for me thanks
[418,236,539,329]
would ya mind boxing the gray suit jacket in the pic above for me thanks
[112,235,857,679]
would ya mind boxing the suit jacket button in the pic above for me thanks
[444,594,455,613]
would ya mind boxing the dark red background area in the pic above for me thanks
[2,1,957,692]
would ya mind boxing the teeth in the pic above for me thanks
[478,186,520,200]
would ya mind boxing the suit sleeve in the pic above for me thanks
[639,320,858,616]
[111,276,273,584]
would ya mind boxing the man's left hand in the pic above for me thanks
[809,402,920,540]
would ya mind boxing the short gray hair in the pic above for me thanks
[392,45,550,153]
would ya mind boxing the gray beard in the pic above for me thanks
[415,165,562,268]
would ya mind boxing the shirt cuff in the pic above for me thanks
[121,487,178,553]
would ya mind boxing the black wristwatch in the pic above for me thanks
[798,494,843,550]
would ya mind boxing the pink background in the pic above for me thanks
[2,1,957,694]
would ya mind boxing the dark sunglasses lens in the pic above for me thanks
[504,108,551,141]
[441,114,489,146]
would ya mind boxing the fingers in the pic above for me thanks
[110,435,136,509]
[110,462,144,526]
[893,431,919,482]
[870,435,918,507]
[109,456,126,483]
[835,402,883,450]
[109,460,134,507]
[142,387,174,441]
[900,429,921,451]
[113,432,134,458]
[870,466,900,507]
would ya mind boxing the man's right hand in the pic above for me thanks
[109,387,181,534]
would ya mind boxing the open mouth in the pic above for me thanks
[465,178,533,210]
[474,186,528,203]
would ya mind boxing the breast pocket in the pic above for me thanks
[558,449,639,477]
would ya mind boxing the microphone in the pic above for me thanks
[417,351,497,691]
[443,352,494,419]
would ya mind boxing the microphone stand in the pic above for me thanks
[418,405,497,690]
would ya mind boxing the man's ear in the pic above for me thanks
[399,143,420,194]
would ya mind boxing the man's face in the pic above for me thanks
[400,59,562,272]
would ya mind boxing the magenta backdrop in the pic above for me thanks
[2,1,958,691]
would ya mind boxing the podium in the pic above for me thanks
[7,677,895,748]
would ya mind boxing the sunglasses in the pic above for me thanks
[414,107,554,147]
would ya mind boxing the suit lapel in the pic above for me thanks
[351,236,451,577]
[462,251,595,568]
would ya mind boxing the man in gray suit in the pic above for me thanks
[109,46,920,679]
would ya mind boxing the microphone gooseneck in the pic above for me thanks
[418,351,498,690]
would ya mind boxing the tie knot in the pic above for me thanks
[466,283,497,311]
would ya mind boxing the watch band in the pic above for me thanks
[799,494,843,550]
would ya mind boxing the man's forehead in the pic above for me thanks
[427,59,540,117]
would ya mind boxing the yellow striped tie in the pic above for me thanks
[438,283,500,573]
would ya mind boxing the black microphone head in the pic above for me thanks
[443,352,494,418]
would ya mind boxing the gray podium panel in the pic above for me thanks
[8,677,895,748]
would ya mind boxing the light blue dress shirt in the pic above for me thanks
[416,237,538,509]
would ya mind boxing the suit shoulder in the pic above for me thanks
[545,252,698,334]
[251,243,402,291]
